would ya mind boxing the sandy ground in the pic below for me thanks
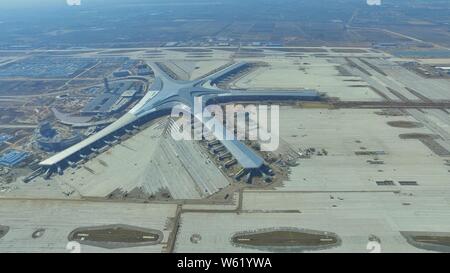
[278,107,450,191]
[231,56,381,101]
[0,199,176,253]
[52,119,229,200]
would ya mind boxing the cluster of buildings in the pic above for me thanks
[0,150,30,168]
[80,79,140,116]
[37,61,322,183]
[113,64,152,78]
[35,122,83,153]
[137,64,152,76]
[0,56,97,78]
[436,66,450,75]
[0,134,30,168]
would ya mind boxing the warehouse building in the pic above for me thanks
[81,81,140,116]
[0,150,30,168]
[35,122,84,152]
[113,70,131,78]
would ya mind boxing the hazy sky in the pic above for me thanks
[0,0,386,10]
[0,0,66,9]
[0,0,175,9]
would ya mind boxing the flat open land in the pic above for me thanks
[2,1,449,48]
[278,108,450,191]
[0,199,176,253]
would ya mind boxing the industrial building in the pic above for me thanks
[81,80,139,116]
[35,122,84,152]
[113,70,131,78]
[0,150,30,168]
[0,56,97,78]
[137,64,152,76]
[436,66,450,75]
[36,134,84,153]
[81,93,123,115]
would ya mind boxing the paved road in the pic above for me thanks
[0,124,37,129]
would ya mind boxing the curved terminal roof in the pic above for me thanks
[40,113,137,166]
[197,110,264,169]
[40,61,320,170]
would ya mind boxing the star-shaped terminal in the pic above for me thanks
[37,62,320,181]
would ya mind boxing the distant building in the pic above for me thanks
[39,121,57,138]
[81,90,136,115]
[373,43,398,49]
[113,70,132,78]
[81,93,121,115]
[37,135,83,152]
[436,67,450,75]
[266,42,283,47]
[137,64,152,76]
[367,0,381,6]
[0,150,30,168]
[0,134,12,146]
[109,90,137,113]
[165,42,178,47]
[121,89,137,98]
[81,81,140,116]
[35,123,83,152]
[103,78,110,92]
